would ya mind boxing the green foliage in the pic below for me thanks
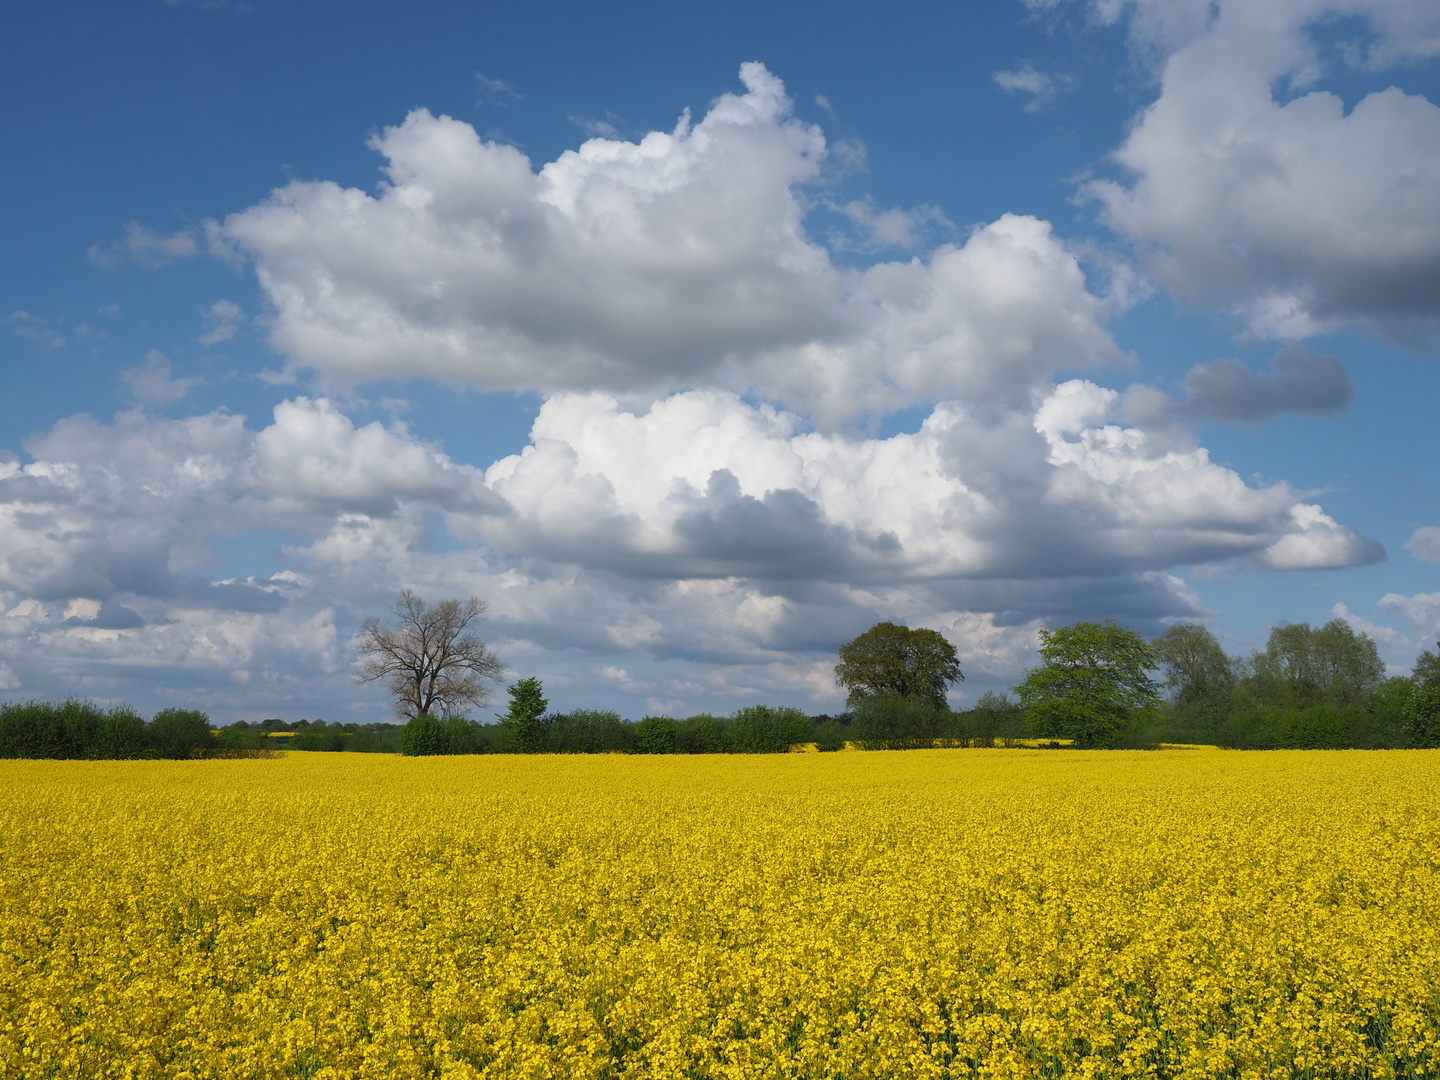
[1015,621,1161,747]
[288,720,349,752]
[835,621,963,709]
[1153,624,1235,731]
[636,715,678,754]
[398,713,444,756]
[1241,619,1385,709]
[1402,680,1440,749]
[813,720,848,752]
[0,699,103,758]
[674,714,729,754]
[1412,643,1440,688]
[849,692,951,749]
[499,677,548,752]
[95,706,148,758]
[729,705,811,753]
[953,690,1026,745]
[541,711,630,754]
[148,708,216,759]
[1217,705,1375,750]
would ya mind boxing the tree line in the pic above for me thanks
[5,591,1438,758]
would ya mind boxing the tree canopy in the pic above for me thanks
[356,591,505,719]
[1015,621,1160,747]
[1243,619,1384,709]
[834,621,963,709]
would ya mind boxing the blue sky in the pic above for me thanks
[2,0,1438,722]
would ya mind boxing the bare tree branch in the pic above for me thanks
[355,590,505,718]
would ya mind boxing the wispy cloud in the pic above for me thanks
[7,311,65,349]
[994,64,1073,110]
[88,222,200,269]
[475,72,521,106]
[122,350,203,404]
[197,300,244,345]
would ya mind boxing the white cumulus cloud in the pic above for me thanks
[1081,0,1440,341]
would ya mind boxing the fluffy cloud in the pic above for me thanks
[218,65,1119,422]
[220,64,842,399]
[1081,0,1440,340]
[1405,526,1440,563]
[1256,504,1385,570]
[479,385,1376,588]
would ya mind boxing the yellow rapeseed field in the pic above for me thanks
[2,749,1438,1079]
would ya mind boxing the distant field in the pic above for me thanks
[1,751,1437,1078]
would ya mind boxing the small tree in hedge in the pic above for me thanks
[1403,681,1440,748]
[730,705,810,753]
[636,715,678,753]
[499,677,548,753]
[850,692,950,749]
[149,708,215,759]
[398,713,443,756]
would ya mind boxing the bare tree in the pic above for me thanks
[356,591,505,718]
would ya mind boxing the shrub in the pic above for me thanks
[437,716,483,754]
[149,708,215,759]
[675,714,729,754]
[0,698,108,759]
[729,705,811,754]
[1403,682,1440,749]
[636,715,678,754]
[215,721,273,752]
[813,720,847,752]
[398,713,444,756]
[95,706,148,758]
[954,690,1025,745]
[850,692,952,749]
[544,710,635,754]
[289,720,348,752]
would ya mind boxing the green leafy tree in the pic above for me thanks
[148,708,215,759]
[1153,624,1234,704]
[499,677,548,753]
[1412,643,1440,687]
[1403,681,1440,748]
[1243,619,1384,708]
[398,713,443,756]
[1014,621,1161,747]
[636,715,678,754]
[835,621,963,709]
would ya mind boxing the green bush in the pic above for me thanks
[636,715,678,754]
[398,713,444,756]
[148,708,215,759]
[850,692,952,749]
[543,710,635,753]
[675,714,729,754]
[215,721,273,751]
[813,719,848,752]
[0,699,106,758]
[953,690,1025,745]
[1403,682,1440,749]
[95,706,148,758]
[289,720,348,752]
[729,705,811,754]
